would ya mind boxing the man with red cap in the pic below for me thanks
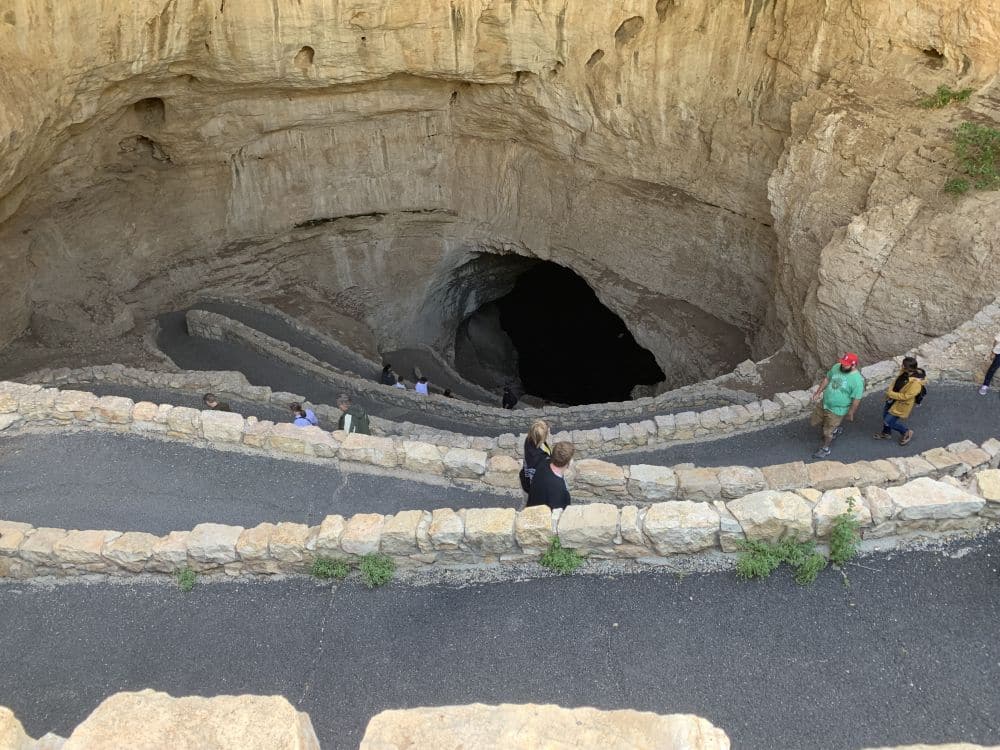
[809,352,865,459]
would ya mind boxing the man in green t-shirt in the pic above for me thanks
[809,352,865,459]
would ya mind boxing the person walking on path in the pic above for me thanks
[289,402,318,427]
[292,407,313,427]
[882,357,918,424]
[336,394,371,435]
[979,332,1000,394]
[202,393,231,412]
[874,367,925,445]
[394,376,406,390]
[809,352,865,459]
[526,441,575,514]
[502,385,518,410]
[415,376,430,395]
[380,364,396,387]
[520,419,552,491]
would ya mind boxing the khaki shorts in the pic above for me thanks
[810,405,844,440]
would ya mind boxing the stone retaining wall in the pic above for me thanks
[5,382,1000,506]
[3,472,997,580]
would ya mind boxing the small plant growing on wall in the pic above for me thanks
[918,85,973,109]
[539,537,585,574]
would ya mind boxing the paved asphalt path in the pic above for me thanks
[2,536,998,749]
[609,384,1000,466]
[0,433,515,534]
[157,311,509,437]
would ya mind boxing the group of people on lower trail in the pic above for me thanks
[379,363,435,395]
[519,419,576,514]
[810,352,926,460]
[203,391,371,435]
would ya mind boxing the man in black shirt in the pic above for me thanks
[202,393,231,412]
[526,441,575,511]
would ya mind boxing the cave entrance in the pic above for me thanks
[456,260,665,405]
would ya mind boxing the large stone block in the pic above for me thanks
[713,501,745,553]
[381,510,427,556]
[266,423,312,455]
[675,468,722,503]
[310,515,346,557]
[762,461,809,491]
[515,505,554,551]
[53,530,122,570]
[341,513,385,556]
[863,486,895,527]
[186,523,244,566]
[0,520,32,557]
[93,395,134,425]
[102,531,160,573]
[18,527,69,567]
[464,508,516,554]
[627,464,678,501]
[442,448,488,478]
[920,447,965,477]
[556,504,619,550]
[726,491,814,543]
[572,459,627,493]
[974,469,1000,502]
[61,689,320,750]
[340,434,399,468]
[484,455,521,489]
[359,704,730,750]
[149,531,190,573]
[884,478,985,520]
[402,441,445,474]
[269,522,311,565]
[166,406,202,437]
[428,508,464,550]
[237,523,277,572]
[813,487,872,538]
[643,501,720,555]
[807,461,859,491]
[717,466,766,499]
[200,410,246,443]
[0,706,32,750]
[53,389,99,421]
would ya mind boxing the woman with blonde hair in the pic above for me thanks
[519,419,552,492]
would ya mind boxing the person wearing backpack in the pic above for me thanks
[336,394,370,435]
[978,332,1000,395]
[874,368,925,445]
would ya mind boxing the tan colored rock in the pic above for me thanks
[0,706,32,750]
[18,527,69,567]
[94,395,134,424]
[401,441,444,474]
[166,406,202,437]
[884,478,985,520]
[863,486,895,527]
[62,689,320,750]
[974,469,1000,502]
[360,704,730,750]
[310,515,347,557]
[717,466,766,499]
[131,401,169,433]
[572,459,626,494]
[889,456,936,481]
[186,523,244,566]
[442,447,487,478]
[200,410,246,443]
[618,505,645,546]
[269,522,311,565]
[627,464,678,501]
[52,530,122,570]
[920,447,965,477]
[727,491,814,543]
[266,423,313,455]
[713,500,746,553]
[16,390,57,420]
[464,508,516,554]
[148,531,190,573]
[514,505,554,551]
[341,513,385,556]
[813,487,872,538]
[428,508,464,550]
[807,461,859,491]
[236,523,276,563]
[484,455,522,489]
[556,504,619,550]
[53,389,98,421]
[643,501,720,555]
[102,531,160,572]
[381,510,427,556]
[676,468,722,503]
[762,461,810,491]
[0,520,32,556]
[340,434,399,468]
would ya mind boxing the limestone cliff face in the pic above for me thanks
[0,0,998,382]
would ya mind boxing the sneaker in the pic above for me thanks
[979,385,989,395]
[872,432,890,440]
[899,430,914,446]
[812,447,832,459]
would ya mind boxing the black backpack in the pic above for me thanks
[915,384,927,405]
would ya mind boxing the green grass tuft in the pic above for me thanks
[311,557,350,581]
[794,552,828,585]
[954,122,1000,191]
[918,85,973,109]
[359,554,395,588]
[944,177,970,195]
[736,539,825,586]
[176,567,197,592]
[539,537,585,574]
[829,502,862,567]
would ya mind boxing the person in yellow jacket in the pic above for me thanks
[873,367,925,445]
